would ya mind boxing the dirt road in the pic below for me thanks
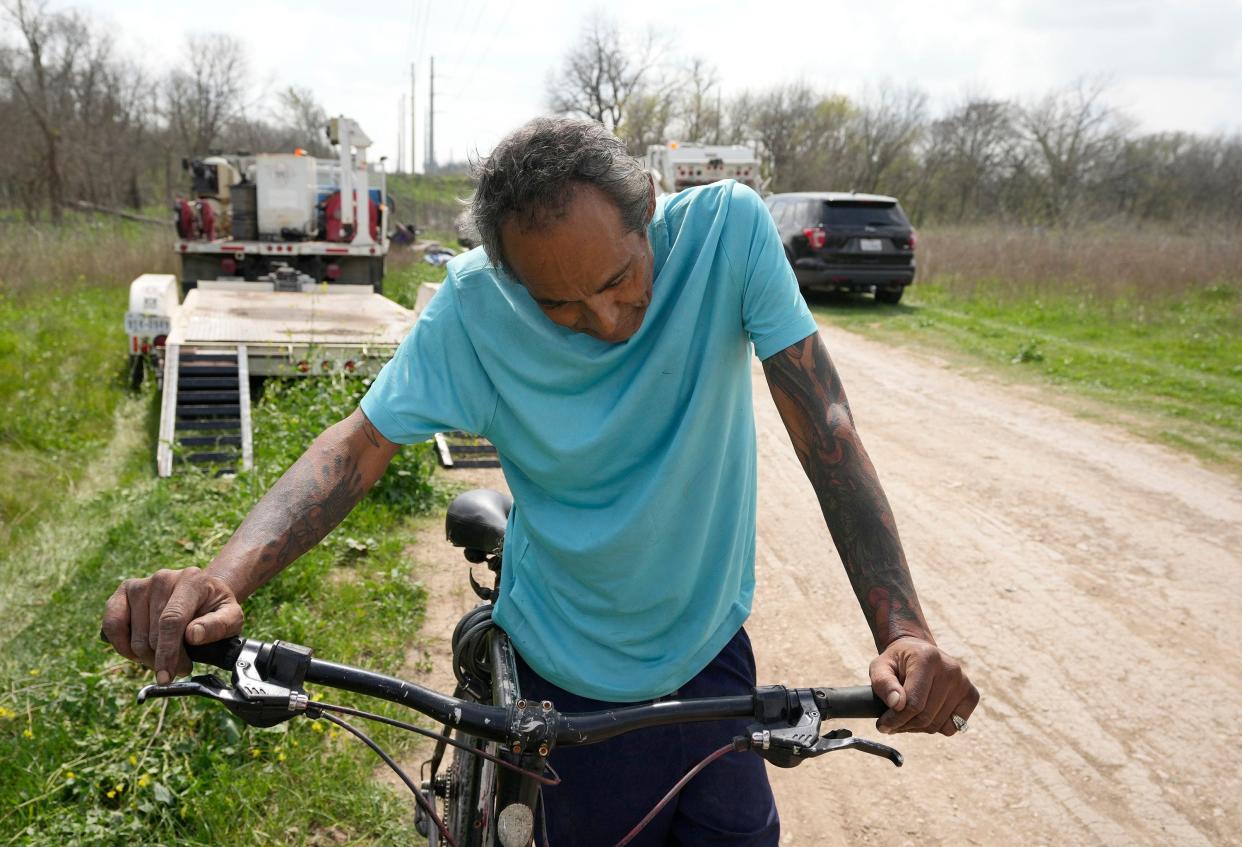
[402,321,1242,846]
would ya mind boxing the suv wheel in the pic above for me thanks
[875,285,904,305]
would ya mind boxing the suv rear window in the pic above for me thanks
[823,202,908,228]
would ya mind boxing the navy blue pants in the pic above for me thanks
[514,627,780,847]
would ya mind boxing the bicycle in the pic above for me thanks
[134,489,904,847]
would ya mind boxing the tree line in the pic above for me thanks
[548,15,1242,227]
[0,0,329,223]
[5,1,1239,230]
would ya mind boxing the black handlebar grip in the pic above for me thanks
[816,685,887,718]
[184,637,244,672]
[98,627,242,674]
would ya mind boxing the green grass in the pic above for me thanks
[386,173,473,234]
[0,257,451,844]
[0,373,444,846]
[807,280,1242,472]
[0,285,135,548]
[384,259,447,311]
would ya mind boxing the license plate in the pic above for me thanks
[125,312,170,337]
[860,239,884,252]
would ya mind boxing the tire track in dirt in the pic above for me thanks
[752,322,1241,846]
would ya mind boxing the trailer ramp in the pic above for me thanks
[434,431,501,469]
[157,345,253,477]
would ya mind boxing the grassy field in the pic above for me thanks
[810,227,1242,473]
[0,258,452,845]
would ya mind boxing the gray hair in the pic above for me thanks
[469,115,652,278]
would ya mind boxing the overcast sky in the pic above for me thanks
[87,0,1242,172]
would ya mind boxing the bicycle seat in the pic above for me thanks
[446,489,512,555]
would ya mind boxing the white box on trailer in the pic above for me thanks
[256,154,318,236]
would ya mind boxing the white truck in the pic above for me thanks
[124,117,419,478]
[172,116,389,293]
[644,142,763,196]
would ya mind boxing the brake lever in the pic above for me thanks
[139,674,241,707]
[742,685,903,768]
[136,639,314,728]
[806,728,903,766]
[138,672,309,727]
[742,725,903,768]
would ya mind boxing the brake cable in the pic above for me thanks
[317,711,458,847]
[613,742,737,847]
[309,701,562,786]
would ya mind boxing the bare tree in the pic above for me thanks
[676,57,720,143]
[546,14,664,134]
[1017,80,1130,223]
[925,95,1016,222]
[164,33,249,155]
[1,0,96,222]
[276,85,330,156]
[618,88,678,154]
[737,83,853,192]
[848,84,928,194]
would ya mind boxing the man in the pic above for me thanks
[103,117,977,845]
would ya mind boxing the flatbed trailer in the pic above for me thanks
[145,278,416,477]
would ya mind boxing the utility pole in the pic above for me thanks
[427,55,436,174]
[716,90,722,143]
[410,62,417,176]
[397,94,405,173]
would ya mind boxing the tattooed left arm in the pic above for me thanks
[762,332,979,736]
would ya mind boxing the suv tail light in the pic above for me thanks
[803,227,827,249]
[909,230,918,250]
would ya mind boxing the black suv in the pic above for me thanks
[764,192,916,304]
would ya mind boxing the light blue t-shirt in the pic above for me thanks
[360,180,816,701]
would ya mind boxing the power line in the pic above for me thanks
[412,0,427,61]
[446,0,475,53]
[457,0,492,61]
[450,0,514,102]
[413,0,435,68]
[427,55,436,172]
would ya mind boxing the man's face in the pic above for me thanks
[501,183,654,344]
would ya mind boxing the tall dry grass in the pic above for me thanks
[0,216,174,298]
[4,215,1239,309]
[917,226,1242,303]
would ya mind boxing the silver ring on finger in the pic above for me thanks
[952,714,969,733]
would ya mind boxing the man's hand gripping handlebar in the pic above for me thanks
[739,684,903,768]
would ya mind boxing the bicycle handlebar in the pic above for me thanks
[179,636,888,754]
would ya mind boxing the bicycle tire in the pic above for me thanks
[445,730,486,847]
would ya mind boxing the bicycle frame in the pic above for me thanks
[433,622,543,847]
[427,598,546,846]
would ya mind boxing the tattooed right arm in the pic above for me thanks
[102,408,400,682]
[206,408,400,601]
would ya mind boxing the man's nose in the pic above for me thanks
[586,300,621,337]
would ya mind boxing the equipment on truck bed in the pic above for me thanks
[173,115,389,294]
[645,142,763,195]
